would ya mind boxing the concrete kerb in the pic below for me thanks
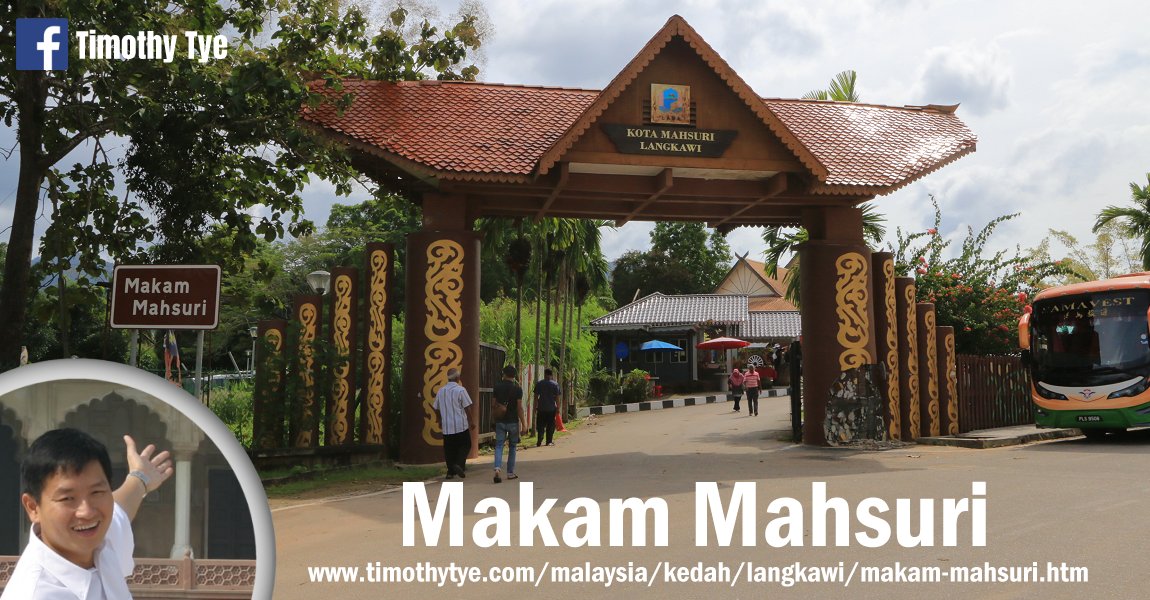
[575,390,1082,450]
[578,387,788,418]
[917,426,1081,449]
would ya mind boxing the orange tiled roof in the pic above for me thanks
[301,80,598,180]
[743,259,789,296]
[304,80,974,192]
[749,296,797,312]
[763,100,976,194]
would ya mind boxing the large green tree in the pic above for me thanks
[1093,173,1150,270]
[611,222,731,306]
[0,0,484,368]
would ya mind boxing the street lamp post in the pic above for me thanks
[305,270,332,445]
[248,325,258,373]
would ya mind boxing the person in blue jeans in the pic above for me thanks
[534,368,561,446]
[492,365,527,483]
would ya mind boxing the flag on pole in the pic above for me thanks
[163,330,182,384]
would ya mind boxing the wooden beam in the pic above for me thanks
[533,162,569,222]
[616,168,673,226]
[711,172,789,228]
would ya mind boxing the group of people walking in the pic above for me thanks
[727,363,776,417]
[431,365,562,484]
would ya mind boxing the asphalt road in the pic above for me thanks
[272,395,1150,599]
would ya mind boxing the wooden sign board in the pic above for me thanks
[110,265,221,329]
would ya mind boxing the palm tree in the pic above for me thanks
[1094,173,1150,270]
[765,70,874,306]
[762,202,886,306]
[802,70,860,102]
[555,220,610,414]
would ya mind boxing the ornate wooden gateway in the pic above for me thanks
[301,15,977,459]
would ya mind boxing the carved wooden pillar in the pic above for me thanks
[916,303,941,437]
[361,243,394,447]
[401,193,481,464]
[871,252,900,440]
[937,325,959,435]
[798,206,877,445]
[252,319,287,450]
[895,277,920,440]
[327,267,358,446]
[292,295,322,448]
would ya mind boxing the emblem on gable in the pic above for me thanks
[651,83,691,125]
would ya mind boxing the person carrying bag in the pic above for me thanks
[728,368,745,412]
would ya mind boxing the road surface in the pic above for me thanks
[273,395,1150,599]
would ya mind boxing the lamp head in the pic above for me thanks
[306,270,331,296]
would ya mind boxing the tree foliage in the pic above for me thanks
[0,0,485,367]
[802,70,860,102]
[611,222,731,306]
[889,197,1073,355]
[762,202,886,307]
[1093,173,1150,270]
[1031,222,1140,286]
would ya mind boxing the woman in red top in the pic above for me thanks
[743,366,761,416]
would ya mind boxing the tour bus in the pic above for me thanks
[1019,272,1150,439]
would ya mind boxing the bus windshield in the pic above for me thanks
[1030,290,1150,385]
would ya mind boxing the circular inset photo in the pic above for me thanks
[0,359,273,599]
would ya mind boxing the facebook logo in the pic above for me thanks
[16,19,69,71]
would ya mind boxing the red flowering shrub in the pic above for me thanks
[890,197,1073,355]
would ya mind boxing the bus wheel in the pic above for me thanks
[1082,429,1109,441]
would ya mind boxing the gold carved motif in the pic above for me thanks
[924,311,940,436]
[365,248,389,445]
[904,285,920,439]
[261,327,285,448]
[835,252,872,371]
[295,302,317,447]
[882,259,901,438]
[330,274,353,444]
[422,240,465,446]
[945,332,959,435]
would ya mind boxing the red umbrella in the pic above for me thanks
[695,336,750,350]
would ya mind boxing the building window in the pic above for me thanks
[671,338,687,363]
[645,350,665,363]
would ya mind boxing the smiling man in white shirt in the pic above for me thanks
[1,428,174,600]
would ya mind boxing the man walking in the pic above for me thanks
[492,366,527,483]
[433,368,472,478]
[534,368,560,447]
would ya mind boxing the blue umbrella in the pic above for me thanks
[639,340,682,379]
[640,340,682,351]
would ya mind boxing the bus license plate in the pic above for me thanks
[1077,415,1102,423]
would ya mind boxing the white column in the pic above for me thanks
[169,456,194,558]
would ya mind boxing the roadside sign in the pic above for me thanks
[111,265,221,329]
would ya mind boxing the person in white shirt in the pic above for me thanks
[2,428,175,600]
[432,368,473,479]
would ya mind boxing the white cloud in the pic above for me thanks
[913,44,1012,115]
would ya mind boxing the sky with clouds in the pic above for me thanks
[3,0,1148,270]
[430,0,1150,264]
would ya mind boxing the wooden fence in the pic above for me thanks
[956,355,1034,432]
[477,342,506,436]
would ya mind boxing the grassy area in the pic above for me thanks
[264,419,585,499]
[263,464,442,499]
